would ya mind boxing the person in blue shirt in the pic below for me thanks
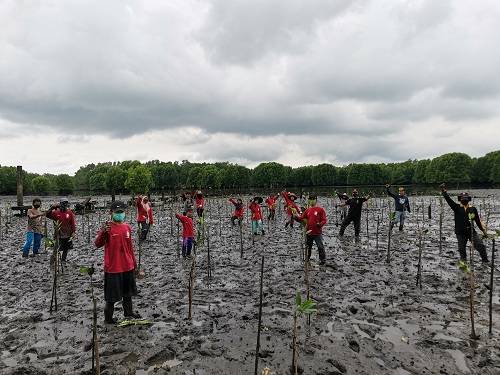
[386,184,410,231]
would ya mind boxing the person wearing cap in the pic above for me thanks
[440,184,488,263]
[229,197,245,226]
[175,209,195,258]
[338,189,371,241]
[195,190,205,218]
[386,184,411,231]
[294,195,327,264]
[95,201,140,324]
[135,195,154,242]
[281,191,301,228]
[249,197,265,235]
[22,198,45,258]
[46,197,76,261]
[265,194,278,221]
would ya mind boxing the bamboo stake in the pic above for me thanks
[254,256,265,375]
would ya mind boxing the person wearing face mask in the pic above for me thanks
[95,201,140,324]
[175,209,195,258]
[338,189,371,241]
[195,190,205,218]
[21,198,45,258]
[136,195,154,242]
[294,195,327,265]
[440,184,488,263]
[386,184,411,231]
[46,198,76,262]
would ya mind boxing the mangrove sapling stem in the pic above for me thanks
[489,239,495,335]
[439,198,443,254]
[240,222,244,258]
[468,225,478,340]
[206,224,211,283]
[376,216,380,251]
[188,251,196,320]
[416,231,423,289]
[386,221,392,263]
[170,202,174,237]
[254,256,265,375]
[92,297,100,375]
[292,311,298,375]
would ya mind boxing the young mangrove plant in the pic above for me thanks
[292,292,317,375]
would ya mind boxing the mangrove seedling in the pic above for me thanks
[292,292,317,375]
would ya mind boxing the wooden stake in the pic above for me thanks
[254,256,265,375]
[489,239,495,335]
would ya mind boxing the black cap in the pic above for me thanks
[110,201,127,211]
[308,194,317,200]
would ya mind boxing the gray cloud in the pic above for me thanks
[0,0,499,169]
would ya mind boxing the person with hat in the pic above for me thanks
[229,197,245,226]
[338,189,371,241]
[175,208,195,258]
[294,195,327,265]
[336,192,349,222]
[46,197,76,262]
[440,184,488,263]
[281,191,301,228]
[22,198,45,258]
[135,195,154,242]
[385,184,411,231]
[249,197,265,235]
[95,201,140,323]
[195,190,205,218]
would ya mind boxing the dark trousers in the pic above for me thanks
[306,234,326,261]
[196,208,204,218]
[59,237,72,261]
[138,221,150,242]
[268,209,275,221]
[456,232,488,262]
[231,215,243,226]
[104,297,133,323]
[182,237,194,257]
[339,215,361,237]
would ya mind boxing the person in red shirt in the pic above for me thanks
[46,197,76,261]
[94,201,140,324]
[265,194,278,221]
[175,209,195,258]
[229,197,244,226]
[295,195,327,264]
[281,191,301,228]
[195,190,205,218]
[249,197,265,235]
[136,195,154,242]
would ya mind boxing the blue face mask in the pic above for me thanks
[112,212,126,222]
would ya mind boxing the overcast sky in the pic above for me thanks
[1,0,499,175]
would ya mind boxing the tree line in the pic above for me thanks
[0,150,498,196]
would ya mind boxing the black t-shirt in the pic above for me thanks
[346,197,367,217]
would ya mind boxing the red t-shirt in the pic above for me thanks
[95,222,137,273]
[136,197,154,224]
[298,206,327,235]
[195,196,205,209]
[46,209,76,239]
[265,196,277,209]
[229,198,244,217]
[281,192,300,216]
[176,214,194,238]
[249,202,263,220]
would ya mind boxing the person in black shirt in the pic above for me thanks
[386,184,411,231]
[338,189,371,241]
[440,184,488,263]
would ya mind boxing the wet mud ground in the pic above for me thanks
[0,190,499,374]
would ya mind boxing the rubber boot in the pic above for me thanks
[123,297,141,319]
[399,224,404,231]
[104,302,116,324]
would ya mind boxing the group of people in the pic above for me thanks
[18,184,491,323]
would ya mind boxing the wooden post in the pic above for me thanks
[16,166,23,207]
[254,256,265,375]
[489,239,495,335]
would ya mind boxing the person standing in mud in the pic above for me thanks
[282,191,301,228]
[386,185,411,231]
[21,198,45,258]
[294,194,327,265]
[175,209,195,258]
[265,194,278,221]
[135,195,154,242]
[195,190,205,218]
[249,197,265,235]
[95,201,141,324]
[46,198,76,262]
[229,197,244,226]
[440,184,489,263]
[181,192,194,215]
[338,189,371,241]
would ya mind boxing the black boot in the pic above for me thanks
[123,297,141,319]
[399,224,404,231]
[104,302,116,324]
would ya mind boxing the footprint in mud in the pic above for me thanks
[348,339,360,353]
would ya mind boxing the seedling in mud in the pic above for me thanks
[292,292,317,375]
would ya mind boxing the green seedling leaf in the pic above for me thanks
[45,239,55,248]
[79,266,95,276]
[295,292,302,307]
[458,260,470,273]
[117,319,152,328]
[468,213,475,221]
[389,212,396,221]
[297,298,317,315]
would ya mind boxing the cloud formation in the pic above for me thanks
[0,0,499,173]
